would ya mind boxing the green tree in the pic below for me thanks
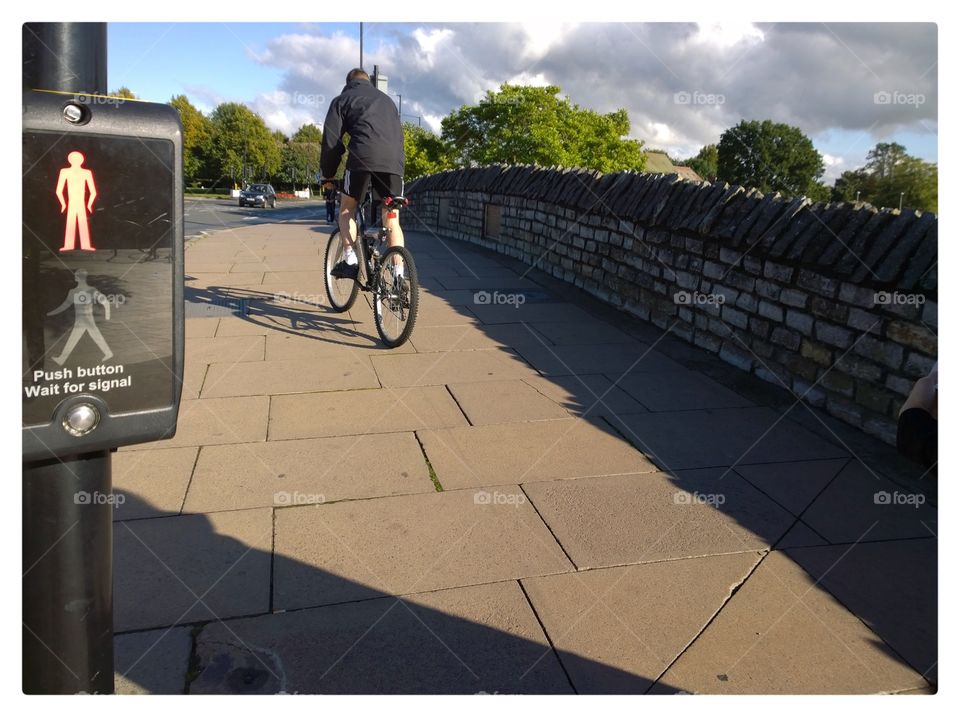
[569,107,646,173]
[681,144,718,181]
[291,123,323,143]
[865,142,909,180]
[831,168,877,203]
[282,142,321,187]
[169,94,213,184]
[831,143,937,212]
[111,86,137,99]
[403,123,454,181]
[717,120,824,198]
[209,102,282,184]
[440,84,645,172]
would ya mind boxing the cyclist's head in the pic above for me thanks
[346,68,369,83]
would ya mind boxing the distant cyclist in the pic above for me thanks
[320,68,406,281]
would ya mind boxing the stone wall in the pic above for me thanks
[406,165,938,444]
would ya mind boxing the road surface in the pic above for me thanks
[184,197,329,241]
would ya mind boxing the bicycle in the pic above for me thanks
[323,191,419,348]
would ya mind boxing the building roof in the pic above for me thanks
[644,151,703,182]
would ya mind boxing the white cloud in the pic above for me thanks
[222,21,936,173]
[690,22,765,49]
[821,152,847,183]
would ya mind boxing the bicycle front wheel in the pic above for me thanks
[323,229,360,312]
[373,246,419,348]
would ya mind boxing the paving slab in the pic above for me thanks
[184,432,434,512]
[420,287,493,305]
[113,446,197,520]
[371,348,539,387]
[181,361,207,400]
[185,318,220,339]
[613,370,755,411]
[436,275,541,291]
[114,508,272,631]
[532,321,637,345]
[411,300,484,327]
[607,407,849,471]
[201,356,379,398]
[408,322,550,352]
[652,551,928,694]
[237,255,325,271]
[263,331,415,359]
[419,418,657,490]
[456,265,528,279]
[522,553,761,693]
[184,263,235,274]
[517,342,686,376]
[215,315,286,336]
[468,301,595,325]
[787,539,937,684]
[158,396,270,448]
[260,269,331,286]
[774,521,830,548]
[734,458,849,515]
[115,626,192,694]
[272,486,573,610]
[186,272,265,287]
[192,581,572,694]
[800,461,938,543]
[524,471,793,569]
[184,335,265,365]
[269,385,468,440]
[447,379,571,425]
[522,374,648,418]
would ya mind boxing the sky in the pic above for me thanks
[107,22,938,183]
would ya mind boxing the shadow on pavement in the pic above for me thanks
[113,491,678,695]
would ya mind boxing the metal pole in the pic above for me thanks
[359,22,363,68]
[22,22,115,695]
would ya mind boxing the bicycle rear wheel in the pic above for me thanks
[323,229,360,312]
[373,246,419,348]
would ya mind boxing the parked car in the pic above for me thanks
[239,183,278,208]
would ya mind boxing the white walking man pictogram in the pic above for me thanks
[56,150,98,251]
[47,270,113,366]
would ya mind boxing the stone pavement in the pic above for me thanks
[112,213,937,694]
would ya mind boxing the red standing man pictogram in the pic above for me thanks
[55,150,98,251]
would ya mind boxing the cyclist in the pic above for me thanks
[320,67,406,282]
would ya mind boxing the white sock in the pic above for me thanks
[393,263,404,278]
[344,247,357,265]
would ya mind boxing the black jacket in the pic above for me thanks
[320,79,404,178]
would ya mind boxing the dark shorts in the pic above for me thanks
[343,170,403,202]
[896,407,937,469]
